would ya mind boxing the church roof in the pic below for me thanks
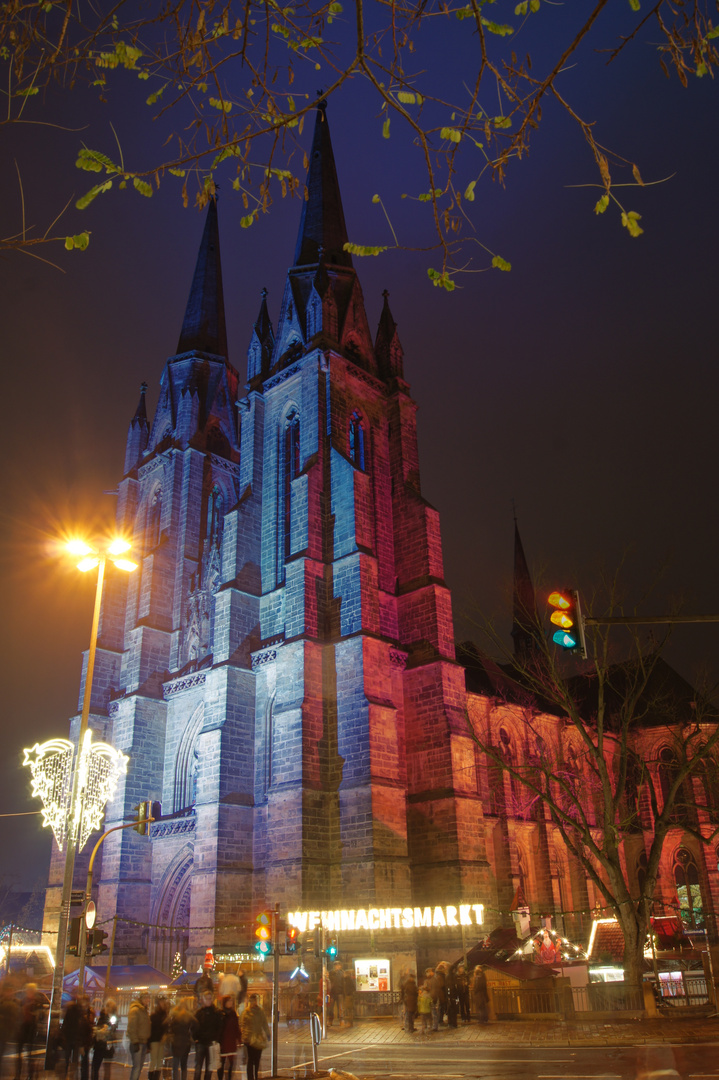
[177,197,228,358]
[293,100,353,269]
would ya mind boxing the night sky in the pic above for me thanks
[1,1,718,895]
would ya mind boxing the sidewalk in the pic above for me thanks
[279,1014,719,1047]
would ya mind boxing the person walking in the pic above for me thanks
[470,966,489,1023]
[91,1000,118,1080]
[127,992,152,1080]
[400,972,418,1033]
[239,995,269,1080]
[217,998,241,1080]
[193,991,222,1080]
[166,998,196,1080]
[149,995,170,1080]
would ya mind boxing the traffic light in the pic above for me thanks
[67,916,82,956]
[91,927,109,955]
[286,924,300,954]
[313,926,321,958]
[548,589,587,659]
[133,800,161,836]
[325,939,338,959]
[254,912,272,956]
[133,801,151,835]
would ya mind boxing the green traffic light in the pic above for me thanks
[552,629,577,649]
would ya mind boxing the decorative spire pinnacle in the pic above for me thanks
[375,289,404,380]
[133,381,148,424]
[511,516,540,661]
[124,381,150,474]
[293,102,352,268]
[247,287,275,381]
[177,198,228,358]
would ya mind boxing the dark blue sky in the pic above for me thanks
[1,3,718,891]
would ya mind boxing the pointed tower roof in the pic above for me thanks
[293,101,353,268]
[177,198,228,358]
[511,518,540,661]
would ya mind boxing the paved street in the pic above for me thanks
[277,1042,719,1080]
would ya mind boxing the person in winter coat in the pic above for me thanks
[328,964,344,1027]
[428,968,447,1031]
[61,991,93,1080]
[92,999,118,1080]
[417,983,432,1034]
[456,965,470,1023]
[341,969,355,1028]
[166,1000,197,1080]
[239,995,269,1080]
[400,973,418,1033]
[217,997,241,1080]
[149,995,170,1080]
[470,966,489,1023]
[0,980,19,1076]
[127,992,152,1080]
[193,991,223,1080]
[445,968,458,1028]
[16,983,41,1080]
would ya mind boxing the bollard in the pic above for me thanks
[310,1011,321,1072]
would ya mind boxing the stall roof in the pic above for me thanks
[64,965,171,990]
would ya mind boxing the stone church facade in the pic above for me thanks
[45,104,719,977]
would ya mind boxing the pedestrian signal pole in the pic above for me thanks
[271,903,280,1076]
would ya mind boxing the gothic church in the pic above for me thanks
[45,103,719,976]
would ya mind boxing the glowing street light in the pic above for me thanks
[37,537,137,1060]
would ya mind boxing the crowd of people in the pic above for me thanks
[399,963,490,1033]
[0,970,270,1080]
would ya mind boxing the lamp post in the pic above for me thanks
[43,539,137,1062]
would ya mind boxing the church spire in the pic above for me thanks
[511,517,540,661]
[293,100,352,268]
[177,197,228,358]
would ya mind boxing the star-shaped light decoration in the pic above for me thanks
[23,731,128,852]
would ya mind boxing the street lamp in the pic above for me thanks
[39,538,137,1059]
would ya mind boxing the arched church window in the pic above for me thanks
[206,484,225,549]
[349,410,366,470]
[659,747,686,824]
[148,486,162,550]
[674,848,704,929]
[283,410,300,566]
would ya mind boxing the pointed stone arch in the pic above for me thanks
[174,704,204,813]
[151,843,194,973]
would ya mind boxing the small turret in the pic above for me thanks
[124,381,149,475]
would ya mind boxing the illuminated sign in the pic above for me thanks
[287,904,484,933]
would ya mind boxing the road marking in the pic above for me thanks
[285,1048,357,1071]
